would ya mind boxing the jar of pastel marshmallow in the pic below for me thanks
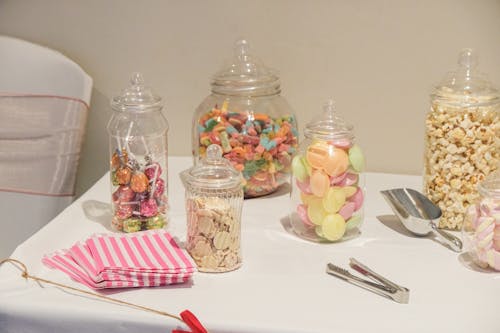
[193,39,298,198]
[463,170,500,271]
[289,100,365,242]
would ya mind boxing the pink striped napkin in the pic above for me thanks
[42,230,196,289]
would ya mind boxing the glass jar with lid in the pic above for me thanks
[192,39,298,198]
[107,73,169,232]
[289,100,365,242]
[463,170,500,271]
[181,144,244,272]
[423,49,499,230]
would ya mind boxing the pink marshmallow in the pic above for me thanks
[297,204,314,227]
[296,178,312,195]
[348,188,364,211]
[339,202,355,220]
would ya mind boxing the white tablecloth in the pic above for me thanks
[1,157,498,333]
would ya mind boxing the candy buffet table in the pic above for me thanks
[0,157,498,333]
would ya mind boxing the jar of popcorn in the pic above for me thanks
[423,49,499,230]
[193,39,298,198]
[180,144,244,272]
[463,170,500,271]
[107,73,169,232]
[289,100,365,243]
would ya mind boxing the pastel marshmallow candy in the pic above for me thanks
[310,170,330,197]
[348,144,365,172]
[297,204,314,227]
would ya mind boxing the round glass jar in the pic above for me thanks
[463,170,500,271]
[289,100,365,242]
[180,144,244,272]
[423,49,499,231]
[192,39,298,198]
[107,73,169,232]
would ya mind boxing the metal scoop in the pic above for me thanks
[380,188,463,252]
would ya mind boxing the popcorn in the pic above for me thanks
[423,102,499,230]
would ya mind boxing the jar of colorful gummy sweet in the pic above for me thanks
[193,39,298,198]
[181,144,244,272]
[289,100,365,242]
[107,73,169,232]
[423,49,499,231]
[463,170,500,271]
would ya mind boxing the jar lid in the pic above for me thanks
[304,100,354,141]
[181,145,243,190]
[211,39,280,96]
[433,49,499,105]
[111,73,163,112]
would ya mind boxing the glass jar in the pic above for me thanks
[463,170,500,271]
[192,39,298,198]
[107,73,169,232]
[180,144,244,272]
[423,49,499,230]
[289,100,365,242]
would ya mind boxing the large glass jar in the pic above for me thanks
[463,170,500,271]
[107,73,169,232]
[289,100,365,242]
[180,144,244,272]
[192,39,298,198]
[424,49,499,230]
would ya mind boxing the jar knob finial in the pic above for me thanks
[323,99,336,114]
[234,39,250,59]
[458,48,478,69]
[130,72,145,86]
[206,144,223,162]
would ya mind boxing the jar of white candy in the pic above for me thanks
[463,170,500,271]
[424,49,499,230]
[289,100,365,242]
[180,144,244,272]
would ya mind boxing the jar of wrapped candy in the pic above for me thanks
[193,39,298,198]
[107,73,169,232]
[463,170,500,271]
[289,100,365,242]
[181,144,244,272]
[424,49,499,230]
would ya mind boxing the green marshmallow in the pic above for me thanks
[302,156,312,176]
[291,155,308,181]
[348,144,365,172]
[345,214,362,230]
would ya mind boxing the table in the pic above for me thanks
[1,157,498,333]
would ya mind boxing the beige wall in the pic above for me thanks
[1,0,499,197]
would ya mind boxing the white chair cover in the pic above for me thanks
[0,35,92,257]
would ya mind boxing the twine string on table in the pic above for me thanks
[0,258,208,333]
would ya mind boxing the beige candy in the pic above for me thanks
[189,236,212,258]
[199,254,222,269]
[222,252,240,268]
[213,231,231,250]
[197,216,216,237]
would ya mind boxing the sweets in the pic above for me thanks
[196,102,298,197]
[292,139,365,241]
[424,102,499,230]
[186,197,241,272]
[110,148,168,232]
[467,197,500,270]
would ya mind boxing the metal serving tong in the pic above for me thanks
[326,258,410,304]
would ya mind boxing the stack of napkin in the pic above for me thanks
[42,230,196,289]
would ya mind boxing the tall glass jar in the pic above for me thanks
[289,100,365,242]
[193,39,298,198]
[463,170,500,271]
[424,49,499,230]
[180,144,244,272]
[107,73,169,232]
